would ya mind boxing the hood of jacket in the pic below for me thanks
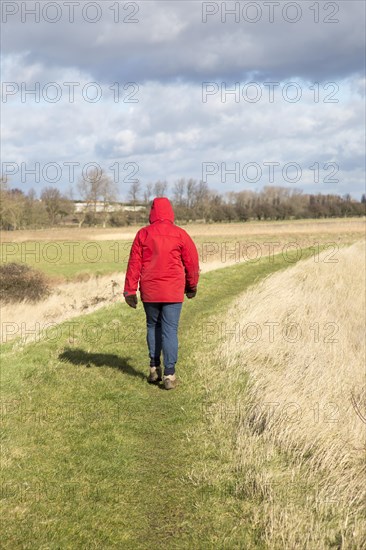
[149,197,175,224]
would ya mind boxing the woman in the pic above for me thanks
[123,197,200,389]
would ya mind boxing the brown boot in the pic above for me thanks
[148,366,162,383]
[163,374,177,390]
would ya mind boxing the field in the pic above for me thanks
[1,218,365,549]
[1,218,364,278]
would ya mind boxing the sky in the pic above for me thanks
[1,0,365,200]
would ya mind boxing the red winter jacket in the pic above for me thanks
[123,197,200,302]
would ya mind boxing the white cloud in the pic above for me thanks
[1,1,365,198]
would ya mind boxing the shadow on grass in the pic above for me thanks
[59,348,146,380]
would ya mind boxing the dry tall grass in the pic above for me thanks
[195,239,366,548]
[1,218,364,242]
[0,255,249,342]
[0,272,123,343]
[187,218,366,238]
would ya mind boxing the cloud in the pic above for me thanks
[1,1,365,198]
[2,1,365,83]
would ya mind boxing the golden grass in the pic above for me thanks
[2,220,364,346]
[1,219,364,283]
[1,218,364,242]
[0,227,139,242]
[194,239,366,548]
[0,272,123,343]
[186,218,366,238]
[0,254,256,342]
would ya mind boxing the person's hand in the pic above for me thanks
[185,288,197,299]
[125,294,138,308]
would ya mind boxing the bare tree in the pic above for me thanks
[24,188,49,228]
[40,187,62,225]
[77,168,101,217]
[144,182,153,205]
[186,178,197,209]
[194,180,210,220]
[128,181,141,205]
[153,180,168,197]
[40,187,73,226]
[100,174,117,227]
[128,181,141,224]
[0,180,27,230]
[173,178,186,206]
[77,168,116,227]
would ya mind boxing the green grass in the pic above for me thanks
[0,240,133,279]
[0,248,325,548]
[0,233,357,281]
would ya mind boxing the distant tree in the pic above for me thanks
[100,173,117,227]
[77,169,99,226]
[128,181,142,224]
[209,194,227,222]
[0,180,27,230]
[40,187,73,226]
[193,181,211,220]
[233,191,252,221]
[77,168,116,227]
[153,180,168,197]
[173,179,186,206]
[144,182,153,205]
[186,179,197,209]
[110,210,128,227]
[23,188,47,228]
[40,187,62,225]
[128,181,141,204]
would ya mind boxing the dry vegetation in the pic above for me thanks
[1,218,365,242]
[1,221,365,546]
[1,219,365,345]
[0,263,51,303]
[0,256,246,342]
[0,272,122,343]
[193,239,366,548]
[0,251,260,341]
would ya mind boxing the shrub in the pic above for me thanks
[109,211,128,227]
[0,262,51,303]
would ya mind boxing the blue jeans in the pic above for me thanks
[143,302,183,376]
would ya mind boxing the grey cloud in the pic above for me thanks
[2,1,365,84]
[2,1,365,200]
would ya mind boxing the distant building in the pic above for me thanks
[121,205,147,212]
[73,201,146,213]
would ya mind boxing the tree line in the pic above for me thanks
[1,172,365,230]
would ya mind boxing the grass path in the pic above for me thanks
[1,249,315,549]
